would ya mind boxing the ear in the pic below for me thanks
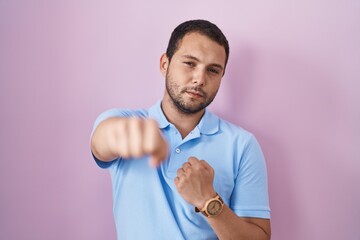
[160,53,169,77]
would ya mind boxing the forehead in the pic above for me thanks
[175,32,226,66]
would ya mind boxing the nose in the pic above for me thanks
[192,69,206,86]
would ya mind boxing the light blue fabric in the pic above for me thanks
[92,100,270,240]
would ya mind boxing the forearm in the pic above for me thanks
[91,117,123,162]
[207,205,271,240]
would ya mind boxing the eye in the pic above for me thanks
[183,61,195,67]
[208,67,220,75]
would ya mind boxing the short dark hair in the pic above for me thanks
[166,19,230,68]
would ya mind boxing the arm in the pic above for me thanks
[90,117,168,167]
[174,157,271,240]
[207,206,271,240]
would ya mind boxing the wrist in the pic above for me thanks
[195,191,217,210]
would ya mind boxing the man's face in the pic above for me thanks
[161,32,226,114]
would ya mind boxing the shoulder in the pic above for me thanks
[97,108,148,118]
[212,112,254,142]
[92,108,149,129]
[208,112,263,159]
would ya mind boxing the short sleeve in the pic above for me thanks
[230,135,271,219]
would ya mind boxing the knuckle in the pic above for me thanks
[122,151,130,159]
[143,139,155,154]
[200,159,207,164]
[199,160,209,168]
[131,148,143,158]
[182,162,190,169]
[145,118,158,130]
[188,156,198,162]
[130,116,140,123]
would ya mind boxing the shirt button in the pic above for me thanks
[175,148,181,153]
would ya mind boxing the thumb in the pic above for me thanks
[188,156,200,165]
[148,143,168,168]
[149,156,161,168]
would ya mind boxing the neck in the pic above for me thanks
[161,95,205,139]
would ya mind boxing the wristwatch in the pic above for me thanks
[195,193,224,217]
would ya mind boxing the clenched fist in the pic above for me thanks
[174,157,216,209]
[91,117,168,167]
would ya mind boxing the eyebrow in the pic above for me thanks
[181,54,224,70]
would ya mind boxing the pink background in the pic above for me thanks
[1,1,359,240]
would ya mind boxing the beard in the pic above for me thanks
[165,71,218,114]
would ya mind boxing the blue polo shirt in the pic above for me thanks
[92,101,270,240]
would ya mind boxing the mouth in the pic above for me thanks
[186,91,204,98]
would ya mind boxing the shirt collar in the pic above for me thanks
[197,108,219,135]
[148,100,170,129]
[148,100,219,135]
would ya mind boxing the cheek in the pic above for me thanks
[208,80,221,92]
[172,65,193,79]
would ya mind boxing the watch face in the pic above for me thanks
[207,200,222,216]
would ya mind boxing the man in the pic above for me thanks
[91,19,271,240]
